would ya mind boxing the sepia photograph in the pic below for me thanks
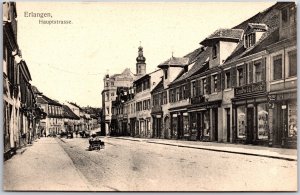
[2,1,297,192]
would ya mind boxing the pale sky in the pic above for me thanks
[16,2,275,107]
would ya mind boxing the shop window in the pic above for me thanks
[183,113,189,136]
[172,114,178,137]
[226,71,231,88]
[288,50,297,77]
[257,103,268,140]
[288,101,297,137]
[203,110,210,137]
[237,106,246,138]
[273,54,283,80]
[254,61,262,82]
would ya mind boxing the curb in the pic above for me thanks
[111,137,297,162]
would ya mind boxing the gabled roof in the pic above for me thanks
[62,105,80,120]
[200,29,244,46]
[38,95,62,106]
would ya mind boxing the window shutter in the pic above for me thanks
[207,75,211,94]
[195,80,199,96]
[221,71,225,90]
[249,61,253,84]
[186,82,190,98]
[217,73,221,91]
[262,57,266,81]
[231,66,237,87]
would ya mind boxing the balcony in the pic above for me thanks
[234,81,266,96]
[191,95,206,105]
[151,105,162,113]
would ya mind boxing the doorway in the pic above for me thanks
[226,108,231,142]
[246,107,254,144]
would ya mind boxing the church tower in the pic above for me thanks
[136,45,146,76]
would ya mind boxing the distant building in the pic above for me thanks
[101,46,145,135]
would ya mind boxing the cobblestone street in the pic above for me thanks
[4,137,297,191]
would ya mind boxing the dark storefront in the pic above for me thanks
[188,99,221,141]
[170,109,189,140]
[269,91,297,148]
[129,117,136,137]
[232,81,270,145]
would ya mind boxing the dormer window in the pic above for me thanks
[212,44,217,59]
[164,69,168,79]
[244,33,256,48]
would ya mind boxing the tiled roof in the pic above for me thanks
[158,56,189,68]
[225,3,280,63]
[31,85,42,94]
[63,105,80,120]
[170,48,210,85]
[200,29,244,46]
[39,95,62,106]
[151,79,163,93]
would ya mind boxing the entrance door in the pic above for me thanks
[246,108,254,144]
[213,108,218,141]
[197,112,203,140]
[226,108,231,142]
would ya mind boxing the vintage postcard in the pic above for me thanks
[3,1,297,191]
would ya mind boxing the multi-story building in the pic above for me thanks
[3,2,42,159]
[134,69,163,138]
[36,92,64,136]
[101,68,135,135]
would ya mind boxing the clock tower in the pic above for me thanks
[136,45,146,76]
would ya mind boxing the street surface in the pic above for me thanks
[59,137,297,191]
[4,137,297,191]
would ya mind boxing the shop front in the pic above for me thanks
[151,105,163,138]
[188,100,221,142]
[268,91,297,148]
[170,109,189,140]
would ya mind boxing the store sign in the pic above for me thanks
[172,114,177,117]
[282,105,287,109]
[183,112,188,116]
[156,115,161,118]
[235,81,266,96]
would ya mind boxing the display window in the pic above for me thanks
[257,103,268,140]
[237,106,246,138]
[203,110,210,136]
[288,100,297,138]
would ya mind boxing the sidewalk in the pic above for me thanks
[4,137,93,191]
[110,136,297,161]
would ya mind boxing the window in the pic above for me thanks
[106,107,109,114]
[282,8,288,27]
[212,44,217,59]
[202,78,207,95]
[288,100,297,137]
[212,75,218,92]
[111,92,114,96]
[237,106,246,138]
[106,82,109,87]
[257,103,268,140]
[176,88,180,101]
[164,69,168,79]
[192,81,196,97]
[254,61,262,82]
[238,68,244,86]
[163,91,168,104]
[111,82,114,86]
[288,50,297,77]
[225,71,231,89]
[245,33,256,48]
[273,54,283,80]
